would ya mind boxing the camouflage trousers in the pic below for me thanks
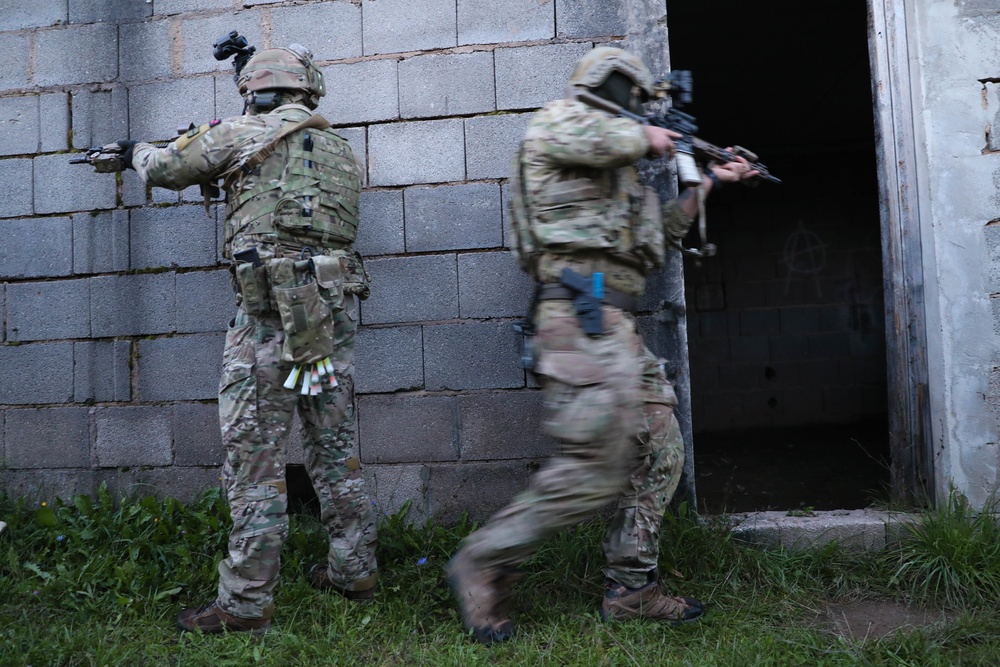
[216,295,377,619]
[458,301,684,589]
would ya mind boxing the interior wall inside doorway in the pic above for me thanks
[667,0,890,512]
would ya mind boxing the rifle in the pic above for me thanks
[575,88,781,186]
[68,140,170,173]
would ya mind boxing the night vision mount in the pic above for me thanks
[213,30,256,83]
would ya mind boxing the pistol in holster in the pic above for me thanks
[560,268,604,337]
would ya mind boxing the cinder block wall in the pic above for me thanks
[0,0,650,520]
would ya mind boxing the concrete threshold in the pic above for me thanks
[727,509,920,551]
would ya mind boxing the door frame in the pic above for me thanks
[868,0,935,507]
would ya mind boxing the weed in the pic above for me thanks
[886,489,1000,607]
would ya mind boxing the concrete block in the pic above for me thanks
[271,2,363,61]
[360,255,458,325]
[174,402,224,466]
[178,15,266,76]
[121,174,150,208]
[0,96,39,157]
[0,1,67,31]
[457,251,534,319]
[495,43,593,110]
[34,154,116,215]
[0,33,30,92]
[368,464,428,523]
[358,394,457,464]
[70,0,152,22]
[35,23,118,87]
[0,160,34,219]
[137,334,224,401]
[71,88,129,150]
[74,340,132,403]
[73,210,130,275]
[783,510,887,551]
[767,335,808,363]
[555,0,628,38]
[40,93,70,153]
[458,391,553,460]
[90,273,176,337]
[424,461,535,522]
[740,308,781,336]
[355,190,404,257]
[5,407,90,469]
[7,279,90,342]
[119,19,173,82]
[362,0,457,55]
[0,217,73,280]
[405,183,503,252]
[215,79,245,122]
[100,466,221,503]
[728,335,771,366]
[0,342,74,405]
[807,333,851,360]
[318,59,399,126]
[399,52,495,119]
[465,113,531,180]
[0,470,98,504]
[424,321,524,390]
[458,0,554,45]
[130,205,218,270]
[176,270,234,334]
[128,78,216,142]
[355,326,424,393]
[153,0,234,14]
[369,119,465,186]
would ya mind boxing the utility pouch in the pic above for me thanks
[312,254,345,311]
[234,262,271,317]
[272,261,337,364]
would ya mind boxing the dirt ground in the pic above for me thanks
[693,419,891,514]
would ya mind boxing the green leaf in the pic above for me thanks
[153,586,182,601]
[36,506,58,528]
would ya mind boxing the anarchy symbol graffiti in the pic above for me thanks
[783,221,827,296]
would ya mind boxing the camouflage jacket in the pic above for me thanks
[510,97,693,295]
[132,104,362,259]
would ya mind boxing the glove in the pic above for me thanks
[117,140,137,170]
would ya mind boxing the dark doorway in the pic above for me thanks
[667,1,891,513]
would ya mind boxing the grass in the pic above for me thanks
[1,486,999,666]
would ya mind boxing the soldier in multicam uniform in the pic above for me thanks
[447,47,758,643]
[121,44,378,635]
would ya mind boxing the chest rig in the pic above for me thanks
[223,111,362,258]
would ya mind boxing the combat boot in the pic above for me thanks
[446,550,519,644]
[600,579,704,625]
[305,563,378,601]
[175,601,272,635]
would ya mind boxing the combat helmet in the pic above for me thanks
[568,46,655,98]
[237,44,326,110]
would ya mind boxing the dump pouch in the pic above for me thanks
[272,261,337,364]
